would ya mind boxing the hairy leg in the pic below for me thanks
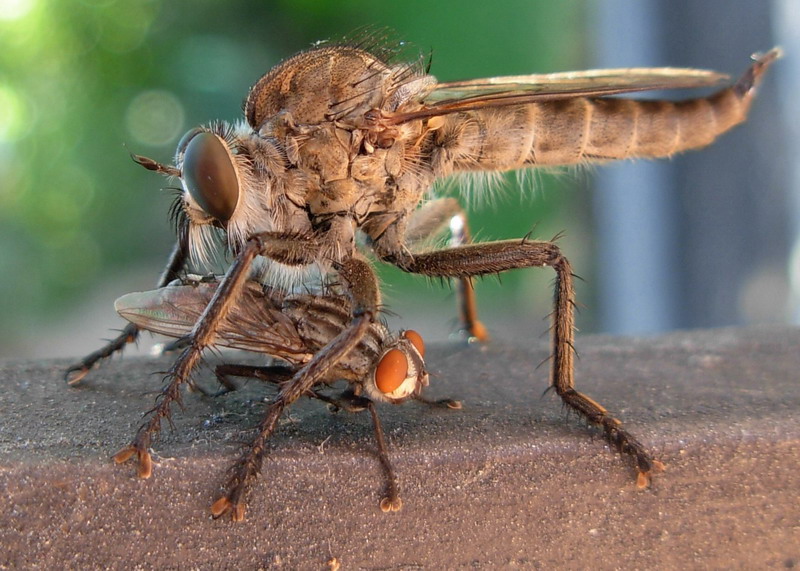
[113,232,327,481]
[210,255,382,521]
[394,238,662,486]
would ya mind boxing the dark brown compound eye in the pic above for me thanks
[180,131,239,223]
[176,127,203,158]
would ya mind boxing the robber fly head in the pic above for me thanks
[364,329,429,404]
[134,121,283,265]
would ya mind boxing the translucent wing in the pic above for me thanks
[115,281,312,359]
[386,67,730,125]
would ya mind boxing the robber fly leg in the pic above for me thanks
[405,198,488,342]
[114,235,274,479]
[231,376,425,513]
[65,239,188,385]
[114,231,332,480]
[64,322,140,386]
[212,255,382,521]
[393,238,662,487]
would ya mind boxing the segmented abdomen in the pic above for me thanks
[428,50,776,174]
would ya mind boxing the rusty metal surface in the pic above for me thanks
[2,326,799,568]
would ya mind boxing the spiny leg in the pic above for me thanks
[217,363,452,508]
[65,239,188,385]
[394,238,662,486]
[211,255,383,521]
[406,198,488,341]
[544,247,663,487]
[114,231,326,479]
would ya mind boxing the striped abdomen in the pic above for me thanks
[430,49,778,173]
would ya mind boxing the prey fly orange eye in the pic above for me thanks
[375,348,408,394]
[402,329,425,357]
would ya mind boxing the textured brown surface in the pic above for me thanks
[2,326,799,569]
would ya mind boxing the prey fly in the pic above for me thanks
[113,275,455,518]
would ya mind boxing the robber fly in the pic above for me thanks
[67,35,780,521]
[113,275,454,517]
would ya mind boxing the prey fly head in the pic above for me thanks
[364,329,429,404]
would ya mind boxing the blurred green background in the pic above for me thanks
[0,0,590,359]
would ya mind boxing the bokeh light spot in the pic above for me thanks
[125,90,185,147]
[0,84,27,141]
[0,0,34,21]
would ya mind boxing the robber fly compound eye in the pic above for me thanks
[180,130,240,223]
[176,127,204,157]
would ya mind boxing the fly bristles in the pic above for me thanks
[208,120,237,144]
[450,171,508,211]
[187,224,220,270]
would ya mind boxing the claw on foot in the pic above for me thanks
[211,496,246,521]
[211,496,231,517]
[469,320,489,342]
[137,450,153,479]
[113,445,153,479]
[379,496,402,513]
[65,366,90,386]
[636,459,666,489]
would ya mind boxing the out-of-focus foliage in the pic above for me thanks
[0,0,586,357]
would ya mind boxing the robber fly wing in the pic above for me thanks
[385,67,730,124]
